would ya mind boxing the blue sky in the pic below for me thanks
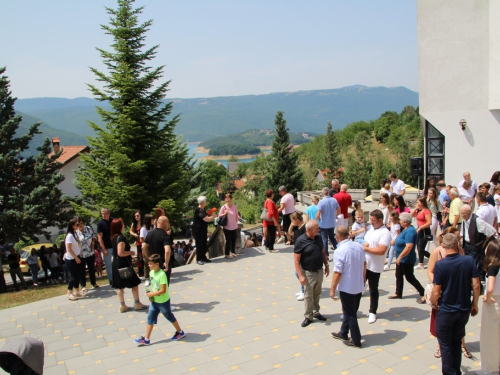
[0,1,418,99]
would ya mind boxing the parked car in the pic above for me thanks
[19,243,53,278]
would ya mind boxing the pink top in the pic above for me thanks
[280,193,296,215]
[219,203,239,231]
[395,207,410,214]
[416,209,431,227]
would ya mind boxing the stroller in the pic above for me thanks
[0,337,44,374]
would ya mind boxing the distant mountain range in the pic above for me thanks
[15,85,419,142]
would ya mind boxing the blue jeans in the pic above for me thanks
[387,245,394,266]
[103,248,113,284]
[147,299,176,325]
[29,264,38,284]
[320,227,337,257]
[295,270,304,293]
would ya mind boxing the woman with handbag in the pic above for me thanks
[427,227,470,359]
[262,189,280,252]
[77,218,99,291]
[219,193,240,259]
[110,218,147,313]
[412,197,433,270]
[387,212,426,303]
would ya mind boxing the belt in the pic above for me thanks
[302,268,322,272]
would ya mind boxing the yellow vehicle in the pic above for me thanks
[19,243,54,277]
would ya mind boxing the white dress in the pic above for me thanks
[494,194,500,222]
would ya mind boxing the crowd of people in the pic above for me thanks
[287,171,500,374]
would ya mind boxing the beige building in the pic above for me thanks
[417,0,500,185]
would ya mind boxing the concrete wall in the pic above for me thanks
[417,0,500,185]
[58,157,82,197]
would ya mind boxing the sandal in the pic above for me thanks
[462,345,472,359]
[434,348,441,358]
[416,298,426,304]
[388,295,401,299]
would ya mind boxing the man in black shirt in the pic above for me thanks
[97,208,114,285]
[143,216,173,283]
[8,248,27,290]
[328,179,339,197]
[294,220,330,327]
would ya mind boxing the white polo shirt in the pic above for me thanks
[390,179,405,195]
[476,203,497,227]
[364,225,391,273]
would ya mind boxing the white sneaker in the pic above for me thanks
[171,306,178,311]
[383,265,390,271]
[295,291,302,296]
[414,264,424,270]
[368,313,377,324]
[296,293,305,301]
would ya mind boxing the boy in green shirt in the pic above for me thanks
[134,254,185,345]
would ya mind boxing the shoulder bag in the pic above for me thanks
[218,207,229,227]
[260,200,271,221]
[117,236,134,279]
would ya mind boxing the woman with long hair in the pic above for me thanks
[77,217,99,291]
[412,197,432,270]
[110,218,146,313]
[489,171,500,196]
[426,188,442,248]
[427,227,469,359]
[378,193,392,225]
[393,195,409,214]
[129,210,143,273]
[262,189,280,252]
[480,240,500,372]
[65,217,84,300]
[219,193,241,259]
[423,177,437,197]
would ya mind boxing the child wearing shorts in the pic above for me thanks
[134,254,185,345]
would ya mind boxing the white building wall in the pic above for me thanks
[417,0,500,185]
[58,157,82,197]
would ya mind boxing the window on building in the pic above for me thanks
[426,121,444,180]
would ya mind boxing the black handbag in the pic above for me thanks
[118,256,134,279]
[218,214,228,227]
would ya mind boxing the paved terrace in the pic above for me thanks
[0,245,483,375]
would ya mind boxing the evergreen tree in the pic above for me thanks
[75,0,193,227]
[344,132,372,189]
[265,111,303,197]
[324,121,343,181]
[0,66,65,243]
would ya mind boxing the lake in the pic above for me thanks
[186,143,269,167]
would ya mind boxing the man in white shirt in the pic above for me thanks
[362,209,391,324]
[278,186,296,237]
[330,226,366,348]
[389,173,405,196]
[475,192,497,228]
[458,172,478,195]
[460,204,497,293]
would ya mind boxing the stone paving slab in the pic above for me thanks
[0,244,484,374]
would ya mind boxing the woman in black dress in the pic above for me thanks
[192,196,216,265]
[110,218,147,313]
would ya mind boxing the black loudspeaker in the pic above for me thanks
[410,157,424,176]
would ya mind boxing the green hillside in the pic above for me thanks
[16,85,419,142]
[16,111,89,157]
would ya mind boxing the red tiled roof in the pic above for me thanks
[234,180,246,189]
[50,146,90,166]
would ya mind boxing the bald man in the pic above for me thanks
[143,216,173,283]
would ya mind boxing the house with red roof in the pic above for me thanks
[49,137,89,197]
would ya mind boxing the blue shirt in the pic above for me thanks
[433,253,479,313]
[439,189,450,205]
[394,226,418,264]
[333,239,366,294]
[316,196,339,229]
[305,205,321,227]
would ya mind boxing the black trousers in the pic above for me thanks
[282,213,292,233]
[65,259,79,290]
[266,225,276,250]
[223,228,237,255]
[464,242,486,282]
[436,310,469,375]
[339,291,362,346]
[366,269,381,314]
[80,255,96,287]
[395,262,425,297]
[194,229,208,261]
[417,228,431,263]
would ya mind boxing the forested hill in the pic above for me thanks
[16,85,418,142]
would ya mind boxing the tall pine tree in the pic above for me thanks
[265,111,303,197]
[324,121,343,182]
[75,0,193,226]
[0,66,65,243]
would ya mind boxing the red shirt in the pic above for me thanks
[333,191,352,218]
[416,209,431,227]
[263,199,279,227]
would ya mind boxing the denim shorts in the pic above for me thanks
[147,299,176,325]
